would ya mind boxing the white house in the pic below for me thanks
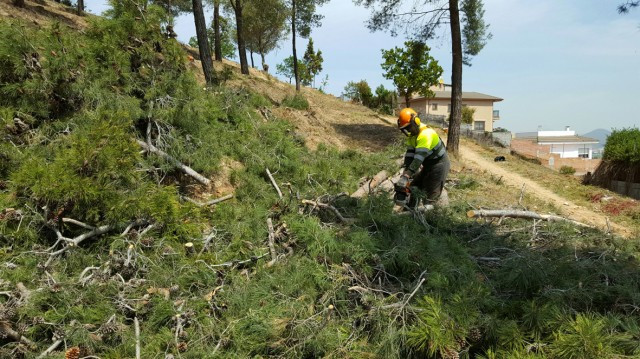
[515,127,599,159]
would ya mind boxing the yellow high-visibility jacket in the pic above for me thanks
[404,124,446,173]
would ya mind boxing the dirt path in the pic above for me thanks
[459,145,633,237]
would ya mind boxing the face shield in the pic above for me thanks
[399,126,411,136]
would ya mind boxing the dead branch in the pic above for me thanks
[46,220,147,267]
[62,217,95,230]
[37,338,63,358]
[467,209,594,229]
[78,266,100,286]
[206,253,269,269]
[380,277,425,310]
[351,170,389,198]
[198,228,219,256]
[302,199,354,224]
[182,193,234,207]
[134,316,141,359]
[0,321,34,346]
[266,168,283,199]
[266,218,277,267]
[136,139,210,186]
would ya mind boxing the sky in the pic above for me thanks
[85,1,640,134]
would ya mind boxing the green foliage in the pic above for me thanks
[559,165,576,175]
[243,0,288,61]
[302,37,324,86]
[603,128,640,163]
[288,0,330,38]
[343,79,373,106]
[447,105,476,124]
[188,13,236,59]
[276,55,310,84]
[281,93,310,110]
[381,41,443,105]
[461,0,492,65]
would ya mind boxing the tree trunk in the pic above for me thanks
[250,50,255,68]
[232,0,250,75]
[192,0,216,85]
[260,52,268,72]
[446,0,463,156]
[12,0,24,7]
[292,0,300,91]
[404,93,410,108]
[213,1,222,61]
[77,0,84,14]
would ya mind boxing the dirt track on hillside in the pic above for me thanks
[458,146,633,237]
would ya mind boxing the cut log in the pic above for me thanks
[467,209,594,228]
[351,170,389,198]
[136,139,210,186]
[184,242,194,256]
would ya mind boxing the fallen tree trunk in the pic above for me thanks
[467,209,594,229]
[0,321,34,346]
[136,139,210,186]
[351,170,389,198]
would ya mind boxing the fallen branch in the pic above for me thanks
[205,253,269,269]
[62,217,95,230]
[467,209,594,229]
[134,316,141,359]
[302,199,354,224]
[37,338,63,358]
[266,168,283,199]
[46,220,147,267]
[380,277,426,310]
[351,170,389,198]
[266,218,277,267]
[78,266,100,286]
[182,193,234,207]
[136,139,210,186]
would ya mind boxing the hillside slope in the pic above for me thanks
[1,2,640,359]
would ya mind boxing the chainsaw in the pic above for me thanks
[393,181,412,207]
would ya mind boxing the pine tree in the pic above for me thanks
[192,0,217,84]
[302,38,323,87]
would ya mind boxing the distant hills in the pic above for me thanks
[582,128,611,148]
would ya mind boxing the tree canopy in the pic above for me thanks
[381,41,443,108]
[244,0,288,68]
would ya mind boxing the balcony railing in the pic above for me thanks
[493,110,500,120]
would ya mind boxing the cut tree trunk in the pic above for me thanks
[213,1,222,61]
[446,0,463,157]
[351,170,389,198]
[232,0,250,75]
[192,0,216,85]
[292,0,300,91]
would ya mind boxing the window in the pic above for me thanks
[474,121,485,131]
[447,104,451,113]
[578,146,589,158]
[432,103,438,111]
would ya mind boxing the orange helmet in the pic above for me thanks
[397,108,419,129]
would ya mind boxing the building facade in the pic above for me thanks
[511,127,601,174]
[407,83,503,132]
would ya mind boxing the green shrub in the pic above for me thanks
[559,165,576,175]
[282,93,310,110]
[603,128,640,163]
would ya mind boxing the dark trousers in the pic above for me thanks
[410,152,450,205]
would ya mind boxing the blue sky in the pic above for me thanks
[86,1,639,134]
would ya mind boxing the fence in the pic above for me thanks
[460,124,512,148]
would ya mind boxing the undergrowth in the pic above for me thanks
[1,2,640,358]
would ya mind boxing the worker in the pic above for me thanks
[395,108,450,208]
